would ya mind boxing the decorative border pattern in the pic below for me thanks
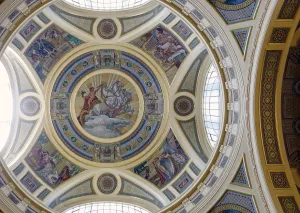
[278,1,300,19]
[278,196,300,213]
[269,28,290,43]
[270,172,290,188]
[260,50,282,164]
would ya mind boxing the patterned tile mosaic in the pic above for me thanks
[208,0,259,24]
[232,159,250,187]
[209,190,257,213]
[232,27,251,55]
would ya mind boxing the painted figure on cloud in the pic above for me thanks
[78,80,134,138]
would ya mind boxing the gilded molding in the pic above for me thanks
[260,50,282,164]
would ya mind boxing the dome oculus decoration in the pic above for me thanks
[63,0,152,11]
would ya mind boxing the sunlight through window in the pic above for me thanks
[64,202,152,213]
[0,61,13,152]
[63,0,152,11]
[203,65,221,147]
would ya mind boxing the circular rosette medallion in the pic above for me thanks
[72,71,143,142]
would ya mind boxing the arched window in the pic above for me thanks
[62,0,152,11]
[203,65,221,147]
[0,61,13,152]
[64,202,152,213]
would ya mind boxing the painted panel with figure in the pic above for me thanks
[19,21,41,42]
[75,73,139,139]
[130,25,188,83]
[133,130,188,188]
[25,131,83,188]
[25,24,83,83]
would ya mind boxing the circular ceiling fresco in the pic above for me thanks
[74,71,142,140]
[49,48,167,164]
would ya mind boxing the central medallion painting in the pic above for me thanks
[75,73,140,139]
[50,49,165,163]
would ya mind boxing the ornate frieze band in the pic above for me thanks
[260,50,282,164]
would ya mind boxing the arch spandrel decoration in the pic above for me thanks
[0,0,296,213]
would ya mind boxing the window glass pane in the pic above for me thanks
[202,65,222,147]
[63,0,151,10]
[0,61,12,152]
[63,202,151,213]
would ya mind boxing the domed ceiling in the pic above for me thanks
[1,0,300,213]
[0,0,247,212]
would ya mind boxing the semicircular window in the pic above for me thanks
[63,0,151,11]
[0,61,13,152]
[203,65,222,147]
[64,202,152,213]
